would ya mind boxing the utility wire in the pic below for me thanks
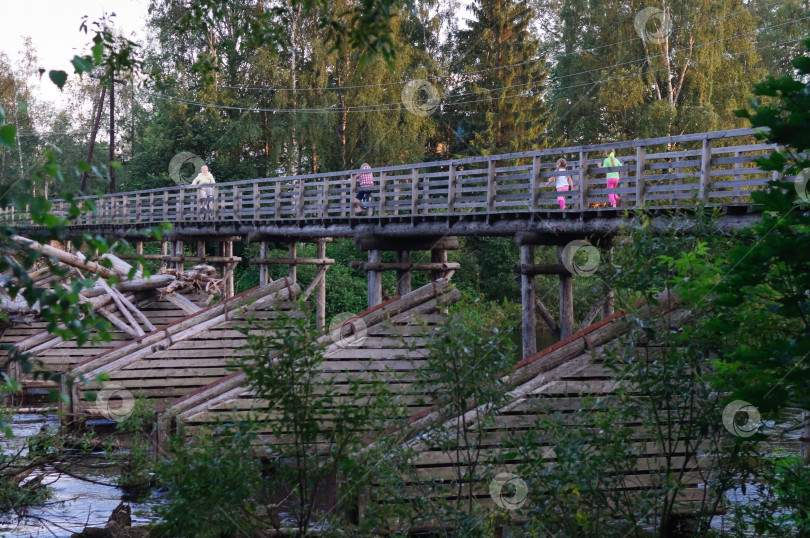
[142,35,806,115]
[212,0,792,93]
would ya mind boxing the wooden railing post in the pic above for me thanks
[322,177,330,218]
[531,156,540,211]
[733,150,743,203]
[378,171,387,215]
[635,146,646,206]
[411,168,419,216]
[448,163,456,214]
[253,182,260,219]
[274,181,282,219]
[487,160,496,212]
[233,185,240,221]
[297,180,306,219]
[700,137,712,202]
[578,151,588,209]
[163,191,169,221]
[176,191,183,222]
[349,173,356,218]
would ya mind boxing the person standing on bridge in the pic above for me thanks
[545,158,574,209]
[602,149,622,207]
[191,165,216,215]
[354,163,374,215]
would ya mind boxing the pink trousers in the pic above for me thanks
[556,185,569,209]
[607,177,619,206]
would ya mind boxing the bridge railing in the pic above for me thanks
[1,128,783,228]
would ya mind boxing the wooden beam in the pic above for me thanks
[12,236,119,279]
[514,263,570,276]
[115,254,242,263]
[162,291,202,315]
[81,274,176,296]
[350,261,461,272]
[97,306,138,338]
[116,289,156,332]
[98,279,145,337]
[535,296,560,337]
[249,258,335,266]
[316,239,327,331]
[354,235,459,252]
[578,295,606,332]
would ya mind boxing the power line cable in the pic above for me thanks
[212,0,791,93]
[141,34,806,115]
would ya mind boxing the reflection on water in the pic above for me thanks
[0,412,160,538]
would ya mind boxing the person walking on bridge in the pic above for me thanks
[602,149,622,207]
[354,163,374,215]
[191,165,216,215]
[545,158,574,209]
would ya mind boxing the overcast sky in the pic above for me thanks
[0,0,150,103]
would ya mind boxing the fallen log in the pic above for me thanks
[12,236,119,280]
[80,274,177,297]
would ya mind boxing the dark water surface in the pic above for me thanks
[0,412,160,538]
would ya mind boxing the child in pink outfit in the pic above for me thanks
[545,158,574,209]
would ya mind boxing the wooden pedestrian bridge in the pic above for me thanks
[0,127,786,533]
[1,128,777,239]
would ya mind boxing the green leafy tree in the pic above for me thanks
[451,0,549,156]
[546,0,764,143]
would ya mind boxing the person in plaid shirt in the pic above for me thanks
[355,162,374,214]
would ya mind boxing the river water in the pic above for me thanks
[0,412,160,538]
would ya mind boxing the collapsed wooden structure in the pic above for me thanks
[374,291,707,529]
[0,242,713,531]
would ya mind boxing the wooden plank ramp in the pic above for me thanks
[361,291,714,528]
[66,278,301,420]
[163,279,462,448]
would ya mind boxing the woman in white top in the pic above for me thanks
[190,165,216,211]
[545,158,574,209]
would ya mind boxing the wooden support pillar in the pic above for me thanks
[259,241,268,285]
[521,244,537,358]
[225,241,235,298]
[396,250,412,296]
[558,246,575,339]
[289,242,297,282]
[174,239,184,271]
[367,249,382,309]
[316,239,327,331]
[160,239,168,272]
[197,240,206,259]
[430,249,448,281]
[135,241,143,274]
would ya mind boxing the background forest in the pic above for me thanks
[3,0,807,317]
